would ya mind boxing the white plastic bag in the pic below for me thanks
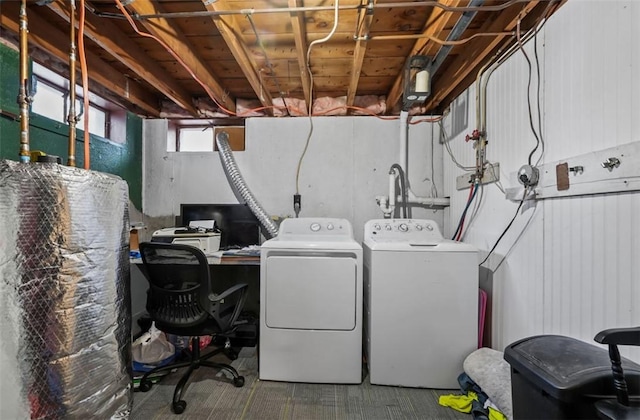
[132,322,175,364]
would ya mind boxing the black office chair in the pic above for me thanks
[594,327,640,420]
[137,242,248,414]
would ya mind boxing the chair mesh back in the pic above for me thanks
[140,244,210,328]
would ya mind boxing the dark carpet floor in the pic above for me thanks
[131,347,468,420]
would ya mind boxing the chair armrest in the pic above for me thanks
[594,327,640,346]
[208,283,248,303]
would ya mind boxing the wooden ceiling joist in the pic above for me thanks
[288,0,311,109]
[201,0,274,116]
[0,2,160,116]
[46,0,198,117]
[0,0,566,119]
[432,1,565,113]
[346,0,376,108]
[386,0,467,112]
[423,1,539,112]
[124,0,236,114]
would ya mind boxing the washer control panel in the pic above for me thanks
[278,217,353,238]
[364,219,443,242]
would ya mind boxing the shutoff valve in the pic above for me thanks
[465,129,482,142]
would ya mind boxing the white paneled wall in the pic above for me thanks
[442,0,639,361]
[144,116,444,244]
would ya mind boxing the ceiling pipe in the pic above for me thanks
[430,0,485,76]
[472,1,556,181]
[365,31,514,45]
[132,0,530,20]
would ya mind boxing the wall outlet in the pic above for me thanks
[456,162,500,190]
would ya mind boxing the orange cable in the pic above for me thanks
[409,115,444,124]
[79,0,90,169]
[115,0,237,116]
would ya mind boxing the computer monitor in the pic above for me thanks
[179,203,261,249]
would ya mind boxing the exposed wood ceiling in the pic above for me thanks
[0,0,564,120]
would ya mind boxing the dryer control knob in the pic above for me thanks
[374,224,381,230]
[310,223,321,232]
[415,224,423,231]
[398,223,409,232]
[385,224,392,231]
[425,224,434,231]
[326,223,334,230]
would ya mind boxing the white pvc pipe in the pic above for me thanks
[388,169,397,209]
[376,108,451,218]
[404,191,450,207]
[399,111,408,176]
[399,110,452,209]
[375,170,398,217]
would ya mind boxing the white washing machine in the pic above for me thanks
[363,219,478,389]
[259,217,363,383]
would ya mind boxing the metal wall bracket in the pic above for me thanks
[505,141,640,200]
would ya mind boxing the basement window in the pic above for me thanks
[30,62,125,143]
[177,125,214,152]
[168,121,245,152]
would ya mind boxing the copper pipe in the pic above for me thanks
[67,0,77,167]
[134,0,532,19]
[17,0,30,163]
[79,0,90,170]
[365,31,515,45]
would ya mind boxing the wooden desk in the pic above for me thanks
[130,254,260,336]
[130,255,260,266]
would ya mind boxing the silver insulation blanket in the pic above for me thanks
[0,160,131,419]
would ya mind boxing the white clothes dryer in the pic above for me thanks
[363,219,478,389]
[260,217,363,383]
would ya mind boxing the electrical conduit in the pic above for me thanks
[216,131,278,239]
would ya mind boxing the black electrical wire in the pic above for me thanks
[532,23,545,166]
[451,181,478,240]
[479,188,527,266]
[517,22,541,167]
[493,203,538,272]
[390,163,408,218]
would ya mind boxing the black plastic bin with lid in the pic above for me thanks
[504,335,640,419]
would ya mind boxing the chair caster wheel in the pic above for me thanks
[138,380,152,392]
[233,376,245,387]
[225,349,239,360]
[172,400,187,414]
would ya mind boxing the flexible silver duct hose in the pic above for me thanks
[216,131,278,239]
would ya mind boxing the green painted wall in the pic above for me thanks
[0,43,143,210]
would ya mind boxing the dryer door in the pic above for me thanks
[264,254,357,330]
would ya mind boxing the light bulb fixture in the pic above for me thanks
[403,55,431,110]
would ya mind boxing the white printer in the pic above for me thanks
[151,220,221,255]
